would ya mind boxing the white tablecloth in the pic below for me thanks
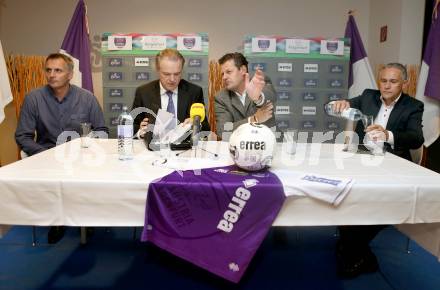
[1,139,440,255]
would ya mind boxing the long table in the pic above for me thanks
[1,139,440,257]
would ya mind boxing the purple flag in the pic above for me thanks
[344,14,377,98]
[60,0,93,93]
[416,2,440,146]
[141,165,285,283]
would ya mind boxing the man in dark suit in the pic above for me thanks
[330,63,424,278]
[132,48,209,139]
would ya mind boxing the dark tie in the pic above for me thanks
[166,90,176,129]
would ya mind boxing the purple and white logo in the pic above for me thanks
[188,73,202,82]
[183,37,196,49]
[188,58,202,67]
[329,79,343,88]
[302,92,316,101]
[304,79,318,87]
[330,65,343,73]
[278,79,292,87]
[109,58,122,67]
[109,72,123,81]
[258,39,271,50]
[110,103,123,112]
[109,88,123,97]
[302,120,316,129]
[328,93,343,101]
[327,122,340,130]
[251,63,267,71]
[302,175,342,186]
[276,120,290,130]
[110,117,118,126]
[136,72,149,81]
[277,91,291,100]
[326,41,339,52]
[113,37,127,48]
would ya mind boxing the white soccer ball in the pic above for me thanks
[229,123,276,171]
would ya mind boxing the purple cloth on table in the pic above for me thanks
[141,165,285,283]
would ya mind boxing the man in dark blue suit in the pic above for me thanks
[330,63,424,278]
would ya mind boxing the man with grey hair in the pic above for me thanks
[132,48,209,138]
[330,62,424,278]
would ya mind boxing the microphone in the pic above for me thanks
[190,103,205,147]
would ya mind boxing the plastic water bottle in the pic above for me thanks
[117,106,133,160]
[324,101,364,121]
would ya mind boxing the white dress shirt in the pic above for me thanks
[374,94,401,146]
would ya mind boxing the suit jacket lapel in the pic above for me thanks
[149,81,162,123]
[386,95,406,131]
[176,81,189,122]
[367,91,382,118]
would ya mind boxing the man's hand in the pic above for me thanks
[245,69,265,102]
[253,101,273,123]
[365,124,389,142]
[330,100,351,113]
[183,117,192,125]
[139,117,149,138]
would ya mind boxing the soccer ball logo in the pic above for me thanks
[229,123,276,171]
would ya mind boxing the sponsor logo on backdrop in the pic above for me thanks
[330,64,343,73]
[278,78,292,87]
[188,58,202,67]
[304,79,318,87]
[251,63,267,71]
[329,79,343,88]
[109,88,123,97]
[188,73,202,82]
[251,37,276,53]
[277,63,293,72]
[285,38,310,54]
[142,35,167,51]
[110,117,119,126]
[302,106,316,115]
[109,72,123,81]
[109,58,122,67]
[135,57,150,67]
[302,92,316,101]
[302,120,316,129]
[276,120,290,130]
[304,64,318,73]
[108,35,132,50]
[327,122,340,130]
[110,103,123,112]
[135,72,149,81]
[328,93,343,101]
[177,36,202,51]
[277,91,291,100]
[320,40,344,55]
[275,105,290,115]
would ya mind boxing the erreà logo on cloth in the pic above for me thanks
[217,179,259,233]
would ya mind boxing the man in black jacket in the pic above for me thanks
[132,48,209,139]
[330,63,424,278]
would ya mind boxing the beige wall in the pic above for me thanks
[368,0,425,72]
